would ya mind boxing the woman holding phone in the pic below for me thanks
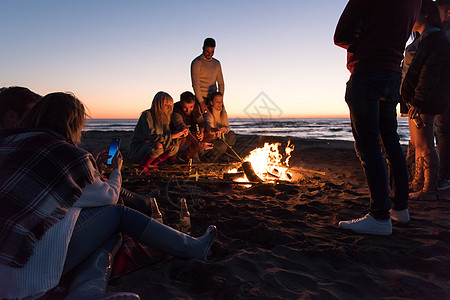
[129,91,189,170]
[0,92,216,299]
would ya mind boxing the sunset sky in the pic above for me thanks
[1,0,353,119]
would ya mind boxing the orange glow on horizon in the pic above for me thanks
[88,114,351,120]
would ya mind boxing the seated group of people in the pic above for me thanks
[128,90,236,171]
[126,36,234,171]
[0,87,217,299]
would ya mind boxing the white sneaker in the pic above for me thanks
[339,214,392,235]
[390,208,410,223]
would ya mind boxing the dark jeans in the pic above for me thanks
[435,106,450,180]
[63,205,149,273]
[345,71,409,220]
[204,130,237,160]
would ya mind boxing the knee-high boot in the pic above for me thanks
[406,141,415,182]
[65,249,140,300]
[409,152,439,201]
[423,152,439,192]
[139,220,216,260]
[409,156,424,192]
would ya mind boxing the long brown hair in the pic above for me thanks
[20,92,88,144]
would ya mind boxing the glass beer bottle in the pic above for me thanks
[195,124,201,139]
[150,197,163,224]
[179,198,191,234]
[406,103,425,129]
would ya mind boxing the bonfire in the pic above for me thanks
[227,141,295,183]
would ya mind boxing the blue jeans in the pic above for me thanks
[63,205,149,273]
[345,71,409,220]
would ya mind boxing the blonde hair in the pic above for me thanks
[150,91,173,127]
[20,92,88,144]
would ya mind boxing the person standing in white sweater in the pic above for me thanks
[191,37,225,114]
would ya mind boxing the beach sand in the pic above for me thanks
[80,131,450,300]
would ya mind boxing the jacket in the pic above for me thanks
[401,30,450,114]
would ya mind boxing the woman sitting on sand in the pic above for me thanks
[400,1,450,201]
[0,92,216,300]
[129,91,189,170]
[203,92,236,162]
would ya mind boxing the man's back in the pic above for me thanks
[334,0,422,74]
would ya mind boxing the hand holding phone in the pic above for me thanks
[107,138,120,165]
[111,151,123,170]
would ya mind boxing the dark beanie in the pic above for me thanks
[203,38,216,48]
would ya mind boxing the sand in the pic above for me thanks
[79,131,450,300]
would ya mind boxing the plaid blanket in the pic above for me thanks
[0,128,96,268]
[111,234,167,279]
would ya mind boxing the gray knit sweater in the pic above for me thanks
[0,166,121,299]
[191,54,225,102]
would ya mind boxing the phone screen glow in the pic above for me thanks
[107,139,119,164]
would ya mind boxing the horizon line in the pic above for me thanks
[88,115,350,120]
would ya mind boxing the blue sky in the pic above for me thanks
[0,0,352,118]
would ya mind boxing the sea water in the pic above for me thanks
[84,117,411,145]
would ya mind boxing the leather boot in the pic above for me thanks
[139,220,216,260]
[409,156,424,192]
[409,152,439,201]
[65,249,140,300]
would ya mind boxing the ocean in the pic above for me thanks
[84,117,411,145]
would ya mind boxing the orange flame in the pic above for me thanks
[229,141,294,183]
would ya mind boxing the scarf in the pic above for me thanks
[0,128,95,268]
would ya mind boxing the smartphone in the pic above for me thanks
[107,138,120,165]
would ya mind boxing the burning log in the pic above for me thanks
[225,141,295,183]
[242,161,263,182]
[223,171,244,181]
[221,138,263,182]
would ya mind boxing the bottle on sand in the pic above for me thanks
[180,198,191,235]
[150,197,163,224]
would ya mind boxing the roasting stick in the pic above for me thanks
[289,166,326,176]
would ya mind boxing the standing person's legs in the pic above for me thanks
[339,71,396,235]
[408,125,424,192]
[345,72,391,219]
[406,140,416,183]
[410,114,439,200]
[378,86,409,212]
